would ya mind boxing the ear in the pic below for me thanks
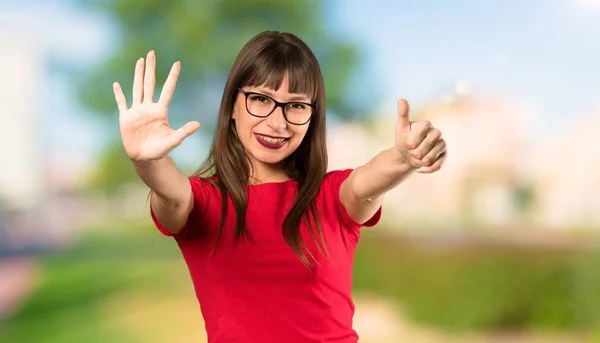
[231,108,236,120]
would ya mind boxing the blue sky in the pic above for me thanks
[1,0,599,167]
[329,0,600,123]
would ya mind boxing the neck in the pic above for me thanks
[249,159,289,184]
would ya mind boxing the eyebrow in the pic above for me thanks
[251,88,311,103]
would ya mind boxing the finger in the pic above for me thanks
[112,82,128,113]
[418,151,446,174]
[419,139,446,167]
[132,57,145,104]
[397,98,411,132]
[143,50,156,103]
[411,128,441,159]
[159,61,181,106]
[407,121,432,149]
[172,121,201,145]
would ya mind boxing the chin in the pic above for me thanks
[250,140,299,165]
[251,148,293,165]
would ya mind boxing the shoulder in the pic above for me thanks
[325,169,353,176]
[188,176,222,213]
[189,176,219,194]
[319,168,382,229]
[321,169,354,190]
[314,169,355,202]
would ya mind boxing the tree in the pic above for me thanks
[75,0,376,193]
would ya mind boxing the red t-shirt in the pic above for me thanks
[151,169,381,343]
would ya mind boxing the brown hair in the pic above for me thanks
[193,31,328,266]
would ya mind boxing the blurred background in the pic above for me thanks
[1,0,599,342]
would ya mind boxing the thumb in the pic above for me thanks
[173,121,201,143]
[397,98,411,132]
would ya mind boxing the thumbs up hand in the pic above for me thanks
[394,99,447,174]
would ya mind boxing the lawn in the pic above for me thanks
[2,219,599,341]
[354,230,600,334]
[0,220,194,343]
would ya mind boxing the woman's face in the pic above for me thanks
[232,76,313,174]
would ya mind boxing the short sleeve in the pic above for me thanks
[150,177,211,239]
[324,169,382,229]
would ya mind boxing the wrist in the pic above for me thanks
[389,147,418,172]
[132,156,173,174]
[131,154,168,164]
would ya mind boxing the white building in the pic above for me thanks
[327,92,541,232]
[529,110,600,229]
[0,34,46,210]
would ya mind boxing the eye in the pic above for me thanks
[290,103,307,110]
[249,95,269,103]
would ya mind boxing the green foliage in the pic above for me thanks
[354,232,600,333]
[74,0,372,193]
[76,0,366,121]
[84,142,141,195]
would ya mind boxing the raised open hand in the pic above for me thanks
[113,50,200,162]
[394,99,447,173]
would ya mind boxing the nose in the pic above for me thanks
[265,105,287,130]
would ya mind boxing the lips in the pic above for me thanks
[254,133,290,149]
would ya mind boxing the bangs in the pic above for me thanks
[241,46,318,102]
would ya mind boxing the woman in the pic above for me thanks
[112,31,446,343]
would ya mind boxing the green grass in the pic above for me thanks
[2,219,598,341]
[0,219,183,343]
[354,231,600,334]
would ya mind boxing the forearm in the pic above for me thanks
[350,147,416,201]
[133,156,191,208]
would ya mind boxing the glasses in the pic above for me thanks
[237,88,316,125]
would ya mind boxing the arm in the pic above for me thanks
[134,156,194,234]
[340,148,415,224]
[340,99,447,224]
[113,50,200,234]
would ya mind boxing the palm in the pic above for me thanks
[113,51,200,162]
[120,104,177,161]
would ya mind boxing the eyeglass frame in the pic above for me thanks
[236,88,317,125]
